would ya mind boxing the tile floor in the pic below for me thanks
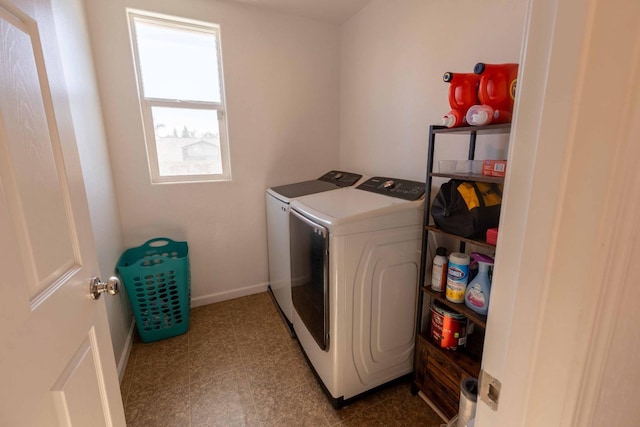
[120,292,445,426]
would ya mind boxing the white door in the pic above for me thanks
[477,0,640,425]
[0,0,126,425]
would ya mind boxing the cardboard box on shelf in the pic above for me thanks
[482,160,507,177]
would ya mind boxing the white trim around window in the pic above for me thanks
[127,9,231,184]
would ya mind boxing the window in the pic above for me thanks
[128,10,231,183]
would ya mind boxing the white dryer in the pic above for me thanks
[289,177,425,408]
[266,171,362,334]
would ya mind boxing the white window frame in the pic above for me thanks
[127,9,231,184]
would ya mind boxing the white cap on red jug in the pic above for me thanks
[466,105,493,126]
[442,114,456,127]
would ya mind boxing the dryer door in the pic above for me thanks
[290,209,329,351]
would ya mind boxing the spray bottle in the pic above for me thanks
[464,253,494,315]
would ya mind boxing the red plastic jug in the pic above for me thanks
[442,72,480,128]
[474,63,519,112]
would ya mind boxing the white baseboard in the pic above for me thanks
[190,281,269,308]
[117,317,136,383]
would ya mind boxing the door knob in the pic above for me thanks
[89,276,120,300]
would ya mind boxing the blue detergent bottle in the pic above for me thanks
[464,253,494,315]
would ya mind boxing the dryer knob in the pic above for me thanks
[383,180,395,189]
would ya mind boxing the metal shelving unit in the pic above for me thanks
[412,123,511,419]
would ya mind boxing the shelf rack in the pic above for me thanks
[412,122,511,419]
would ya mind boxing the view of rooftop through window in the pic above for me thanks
[151,107,222,176]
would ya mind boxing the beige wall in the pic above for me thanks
[76,0,528,379]
[338,1,528,423]
[339,0,527,182]
[52,0,132,376]
[84,0,341,305]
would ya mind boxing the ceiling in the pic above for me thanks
[219,0,372,24]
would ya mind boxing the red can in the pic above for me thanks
[430,300,467,351]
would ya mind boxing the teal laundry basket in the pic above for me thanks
[117,238,190,343]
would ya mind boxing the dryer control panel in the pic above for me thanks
[318,170,362,187]
[357,177,425,201]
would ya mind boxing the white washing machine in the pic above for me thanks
[289,177,425,407]
[266,171,362,334]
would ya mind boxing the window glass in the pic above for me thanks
[134,20,221,102]
[151,107,222,176]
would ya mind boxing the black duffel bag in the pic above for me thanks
[431,180,503,238]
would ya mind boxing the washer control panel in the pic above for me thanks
[318,170,362,187]
[357,177,425,201]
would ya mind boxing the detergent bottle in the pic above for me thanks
[474,63,519,111]
[464,253,494,315]
[466,63,519,126]
[441,72,480,128]
[431,247,448,292]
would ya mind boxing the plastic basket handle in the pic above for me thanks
[143,237,177,249]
